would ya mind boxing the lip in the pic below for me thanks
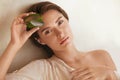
[60,36,69,45]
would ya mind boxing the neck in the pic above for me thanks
[53,44,83,64]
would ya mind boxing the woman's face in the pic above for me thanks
[37,10,73,51]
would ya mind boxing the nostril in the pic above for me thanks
[58,33,64,39]
[54,28,64,39]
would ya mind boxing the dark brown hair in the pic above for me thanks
[26,1,69,57]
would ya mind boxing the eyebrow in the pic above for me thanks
[41,16,62,33]
[55,16,62,23]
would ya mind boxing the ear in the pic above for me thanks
[35,38,46,45]
[40,41,46,45]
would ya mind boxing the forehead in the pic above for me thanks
[37,10,64,33]
[42,10,63,22]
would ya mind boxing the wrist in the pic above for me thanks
[9,40,22,48]
[8,41,22,53]
[9,39,19,45]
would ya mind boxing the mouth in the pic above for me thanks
[60,36,69,45]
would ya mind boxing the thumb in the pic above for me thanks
[27,27,40,37]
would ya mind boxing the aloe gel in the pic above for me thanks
[24,13,44,30]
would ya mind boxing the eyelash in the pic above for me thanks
[58,20,64,26]
[44,29,52,35]
[43,20,64,35]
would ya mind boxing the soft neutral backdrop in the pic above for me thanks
[0,0,120,73]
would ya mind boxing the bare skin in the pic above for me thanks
[0,10,117,80]
[0,12,40,80]
[37,10,117,79]
[67,50,117,80]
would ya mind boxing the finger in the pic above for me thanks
[71,67,88,75]
[27,27,40,37]
[74,69,90,77]
[15,18,24,24]
[71,67,92,80]
[72,72,93,80]
[17,12,36,19]
[77,72,93,80]
[12,17,24,26]
[18,17,24,23]
[13,12,36,25]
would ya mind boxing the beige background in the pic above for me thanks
[0,0,120,73]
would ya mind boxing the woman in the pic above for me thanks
[0,1,118,80]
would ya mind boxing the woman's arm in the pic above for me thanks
[0,42,20,80]
[0,12,39,80]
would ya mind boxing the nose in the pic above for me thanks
[54,28,64,39]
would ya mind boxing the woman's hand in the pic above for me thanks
[70,65,116,80]
[0,13,40,79]
[10,12,40,48]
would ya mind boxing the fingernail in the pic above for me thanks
[37,27,40,30]
[26,13,29,16]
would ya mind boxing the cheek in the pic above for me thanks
[42,36,57,45]
[64,24,73,36]
[44,37,58,49]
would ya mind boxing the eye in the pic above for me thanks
[58,20,64,26]
[44,29,52,35]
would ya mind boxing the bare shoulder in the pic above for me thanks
[87,49,116,70]
[88,49,110,57]
[87,49,112,62]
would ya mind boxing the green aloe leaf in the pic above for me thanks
[24,13,44,30]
